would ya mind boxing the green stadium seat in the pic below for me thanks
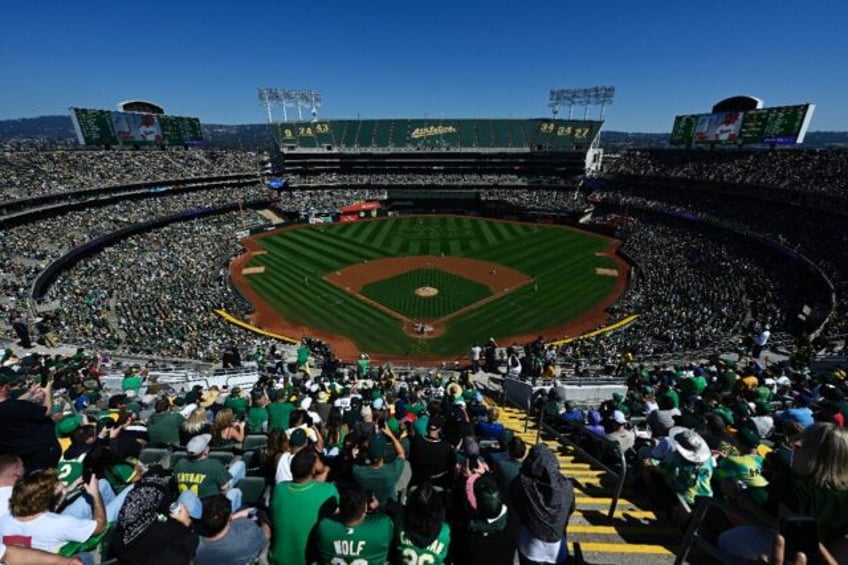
[341,120,359,147]
[460,120,477,147]
[208,451,235,466]
[357,121,376,148]
[493,120,511,147]
[373,121,391,148]
[138,447,170,467]
[236,476,268,507]
[477,120,494,147]
[169,451,189,469]
[242,434,268,452]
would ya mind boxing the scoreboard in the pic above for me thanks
[158,115,204,146]
[670,104,815,146]
[69,108,204,147]
[70,108,116,146]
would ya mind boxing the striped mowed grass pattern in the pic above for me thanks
[361,269,492,320]
[246,216,618,356]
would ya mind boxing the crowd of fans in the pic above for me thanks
[0,146,846,563]
[0,346,579,565]
[0,150,256,201]
[43,212,263,360]
[538,346,848,564]
[590,187,848,341]
[601,214,812,354]
[0,183,271,333]
[606,148,848,203]
[287,173,525,187]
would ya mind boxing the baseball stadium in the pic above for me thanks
[1,92,847,565]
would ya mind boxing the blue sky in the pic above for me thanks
[1,0,845,131]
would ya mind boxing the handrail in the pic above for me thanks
[674,496,762,565]
[544,416,628,520]
[498,382,628,520]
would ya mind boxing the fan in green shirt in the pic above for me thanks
[147,398,185,447]
[272,449,339,565]
[395,482,450,565]
[315,484,393,565]
[268,392,296,432]
[224,387,248,417]
[352,427,406,509]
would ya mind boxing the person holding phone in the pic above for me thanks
[352,422,406,510]
[719,423,848,563]
[0,372,61,473]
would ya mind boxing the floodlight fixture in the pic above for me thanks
[549,85,615,120]
[257,88,275,124]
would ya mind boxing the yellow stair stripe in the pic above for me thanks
[575,509,659,520]
[574,496,646,506]
[568,525,679,536]
[569,542,674,555]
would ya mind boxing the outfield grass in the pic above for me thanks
[245,216,619,357]
[361,268,492,320]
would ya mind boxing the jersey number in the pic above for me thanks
[402,549,435,565]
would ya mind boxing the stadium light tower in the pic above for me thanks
[549,86,615,121]
[258,88,321,122]
[257,88,275,124]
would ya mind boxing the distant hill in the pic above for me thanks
[1,115,846,150]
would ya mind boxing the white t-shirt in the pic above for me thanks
[0,486,12,520]
[470,346,482,361]
[0,512,97,552]
[275,452,294,483]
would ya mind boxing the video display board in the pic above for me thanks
[669,104,815,146]
[69,108,204,146]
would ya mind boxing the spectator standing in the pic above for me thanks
[315,485,393,565]
[470,342,483,373]
[509,444,575,565]
[224,387,248,418]
[453,473,521,565]
[268,389,296,432]
[271,449,339,565]
[752,324,771,358]
[0,372,60,472]
[395,482,450,565]
[247,390,270,434]
[352,425,406,510]
[487,436,526,493]
[409,415,455,490]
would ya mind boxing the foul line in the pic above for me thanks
[214,309,299,344]
[546,314,640,347]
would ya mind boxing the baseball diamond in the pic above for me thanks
[231,215,629,361]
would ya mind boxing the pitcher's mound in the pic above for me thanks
[415,286,439,297]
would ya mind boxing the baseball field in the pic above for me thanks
[231,215,628,360]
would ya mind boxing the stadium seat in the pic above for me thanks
[236,476,268,507]
[208,451,235,466]
[138,447,170,467]
[169,451,189,469]
[242,434,268,452]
